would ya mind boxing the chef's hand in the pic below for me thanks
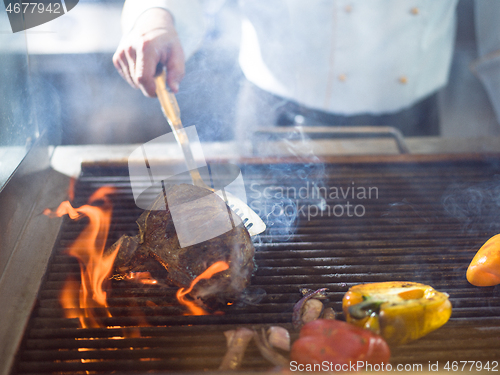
[113,8,184,97]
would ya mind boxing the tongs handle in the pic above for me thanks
[154,70,208,189]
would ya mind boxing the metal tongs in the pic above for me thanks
[154,70,266,236]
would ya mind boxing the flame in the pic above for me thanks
[59,277,81,319]
[47,186,118,328]
[68,176,76,202]
[125,272,158,285]
[176,261,229,315]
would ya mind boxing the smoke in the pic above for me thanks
[247,126,326,243]
[442,177,500,234]
[382,199,431,227]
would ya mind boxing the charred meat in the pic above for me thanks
[108,184,255,303]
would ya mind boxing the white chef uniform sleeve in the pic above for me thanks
[121,0,205,60]
[472,0,500,124]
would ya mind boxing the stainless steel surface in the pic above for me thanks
[253,126,411,154]
[0,136,69,375]
[47,136,500,181]
[0,30,39,192]
[0,13,64,375]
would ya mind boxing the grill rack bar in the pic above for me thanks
[13,159,500,373]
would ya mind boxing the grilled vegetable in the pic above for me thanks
[467,234,500,286]
[342,282,452,345]
[292,288,328,329]
[267,326,290,351]
[321,307,336,320]
[219,328,254,370]
[290,319,390,367]
[301,299,324,325]
[253,328,289,367]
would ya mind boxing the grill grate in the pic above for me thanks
[13,157,500,373]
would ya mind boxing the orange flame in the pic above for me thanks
[125,272,158,285]
[176,261,229,315]
[67,176,76,202]
[46,186,118,328]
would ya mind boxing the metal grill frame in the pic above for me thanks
[10,153,500,374]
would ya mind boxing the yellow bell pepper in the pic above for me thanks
[467,234,500,286]
[342,282,452,345]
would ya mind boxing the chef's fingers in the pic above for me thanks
[112,50,122,74]
[135,43,159,97]
[113,50,136,89]
[123,45,139,89]
[165,41,185,94]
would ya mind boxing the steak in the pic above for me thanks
[108,184,256,303]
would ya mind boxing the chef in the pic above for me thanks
[113,0,500,139]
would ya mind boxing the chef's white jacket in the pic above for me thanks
[121,0,500,120]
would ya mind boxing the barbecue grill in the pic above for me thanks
[4,147,500,374]
[2,1,500,372]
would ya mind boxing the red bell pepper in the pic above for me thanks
[290,319,390,371]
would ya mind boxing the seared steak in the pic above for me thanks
[108,184,255,303]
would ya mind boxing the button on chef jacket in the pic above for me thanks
[122,0,459,115]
